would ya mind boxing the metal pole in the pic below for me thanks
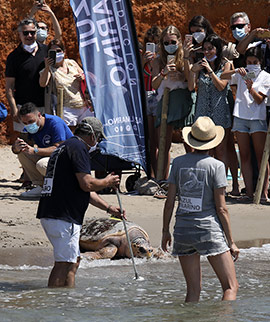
[116,189,140,280]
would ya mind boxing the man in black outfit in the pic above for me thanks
[5,18,47,131]
[37,117,124,288]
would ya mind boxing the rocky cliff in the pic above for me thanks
[0,0,269,143]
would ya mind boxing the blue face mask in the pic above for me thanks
[232,27,247,41]
[25,122,39,134]
[164,44,178,54]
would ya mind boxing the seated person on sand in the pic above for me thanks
[11,102,73,198]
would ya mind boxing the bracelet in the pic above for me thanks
[106,205,112,214]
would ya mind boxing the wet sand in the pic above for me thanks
[0,144,270,266]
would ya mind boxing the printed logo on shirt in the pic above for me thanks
[43,134,52,146]
[41,145,65,196]
[178,168,206,212]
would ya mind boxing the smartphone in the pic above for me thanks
[185,34,193,44]
[146,42,155,53]
[167,55,175,64]
[48,50,56,65]
[244,71,256,80]
[195,52,204,61]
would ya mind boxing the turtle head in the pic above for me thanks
[131,237,153,259]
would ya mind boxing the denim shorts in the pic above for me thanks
[40,218,81,263]
[172,213,229,257]
[232,117,267,134]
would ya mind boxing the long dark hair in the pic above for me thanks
[188,15,215,36]
[202,34,225,72]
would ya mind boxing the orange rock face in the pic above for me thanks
[1,0,269,144]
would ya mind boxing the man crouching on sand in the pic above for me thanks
[36,117,125,288]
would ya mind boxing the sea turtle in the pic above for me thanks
[79,217,154,260]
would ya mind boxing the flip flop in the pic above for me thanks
[153,188,167,199]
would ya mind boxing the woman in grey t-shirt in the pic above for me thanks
[162,116,239,302]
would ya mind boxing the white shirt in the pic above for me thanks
[230,70,270,120]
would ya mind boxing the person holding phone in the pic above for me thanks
[221,47,270,202]
[141,26,161,178]
[39,39,93,131]
[151,25,195,181]
[189,34,232,175]
[28,1,62,44]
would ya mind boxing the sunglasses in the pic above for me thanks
[230,23,247,30]
[22,30,36,36]
[203,46,214,52]
[38,26,47,30]
[163,40,177,46]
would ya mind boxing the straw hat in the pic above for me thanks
[182,117,224,150]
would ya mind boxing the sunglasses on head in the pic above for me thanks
[22,30,36,36]
[230,23,247,30]
[163,40,177,46]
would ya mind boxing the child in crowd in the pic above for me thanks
[221,46,270,201]
[189,34,232,169]
[151,25,194,180]
[141,26,161,178]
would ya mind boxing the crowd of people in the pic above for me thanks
[3,1,270,301]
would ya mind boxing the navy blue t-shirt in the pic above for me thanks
[29,114,73,147]
[37,137,91,225]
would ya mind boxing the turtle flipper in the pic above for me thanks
[82,245,118,260]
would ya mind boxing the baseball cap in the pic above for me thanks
[77,117,107,140]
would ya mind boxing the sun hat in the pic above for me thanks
[76,117,107,140]
[182,116,224,150]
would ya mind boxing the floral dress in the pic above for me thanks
[195,68,231,128]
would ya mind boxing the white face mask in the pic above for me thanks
[193,32,206,44]
[246,64,261,76]
[23,41,37,53]
[55,52,65,63]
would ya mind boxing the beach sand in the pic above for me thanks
[0,144,270,266]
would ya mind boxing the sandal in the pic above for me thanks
[260,197,270,205]
[237,195,253,203]
[154,188,167,199]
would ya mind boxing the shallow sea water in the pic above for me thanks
[0,245,270,322]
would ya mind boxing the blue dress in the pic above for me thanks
[195,68,231,128]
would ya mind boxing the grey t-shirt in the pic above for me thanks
[168,152,227,216]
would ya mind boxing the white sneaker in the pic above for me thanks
[20,185,42,199]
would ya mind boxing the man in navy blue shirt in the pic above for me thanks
[37,117,123,288]
[12,102,73,198]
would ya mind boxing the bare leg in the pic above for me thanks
[214,129,230,169]
[236,132,253,198]
[207,251,239,301]
[251,132,269,199]
[48,257,80,288]
[227,130,240,196]
[147,115,159,178]
[179,253,201,302]
[157,124,173,180]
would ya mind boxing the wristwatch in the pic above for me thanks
[34,144,39,154]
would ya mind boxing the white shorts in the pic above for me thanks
[63,106,94,126]
[40,218,81,263]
